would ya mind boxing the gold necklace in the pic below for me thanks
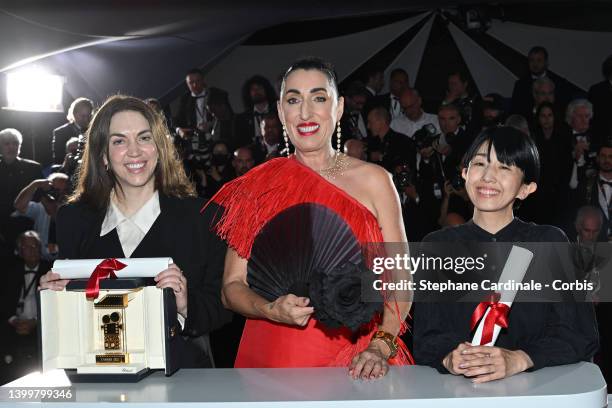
[317,152,349,180]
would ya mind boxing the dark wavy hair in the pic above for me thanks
[70,95,195,211]
[241,75,277,110]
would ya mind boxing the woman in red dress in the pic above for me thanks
[208,57,413,379]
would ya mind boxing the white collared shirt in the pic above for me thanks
[390,111,440,139]
[253,104,269,139]
[191,90,209,127]
[100,191,161,257]
[14,264,39,321]
[598,175,612,221]
[390,95,402,120]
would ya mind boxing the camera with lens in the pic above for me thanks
[188,128,213,170]
[393,164,415,190]
[413,123,440,150]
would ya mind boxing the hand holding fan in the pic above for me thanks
[247,203,382,331]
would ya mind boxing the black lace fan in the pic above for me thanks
[247,203,382,331]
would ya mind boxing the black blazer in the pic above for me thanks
[174,87,228,131]
[1,259,49,324]
[56,194,230,367]
[51,122,80,164]
[588,80,612,139]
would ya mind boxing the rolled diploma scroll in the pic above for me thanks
[471,246,534,346]
[53,258,174,279]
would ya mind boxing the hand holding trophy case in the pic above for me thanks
[38,258,181,382]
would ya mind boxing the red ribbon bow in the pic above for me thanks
[86,258,127,300]
[470,292,510,345]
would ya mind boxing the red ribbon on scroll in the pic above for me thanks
[86,258,127,300]
[470,292,510,345]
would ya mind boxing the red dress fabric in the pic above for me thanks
[205,156,413,367]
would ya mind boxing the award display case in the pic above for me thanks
[38,258,180,382]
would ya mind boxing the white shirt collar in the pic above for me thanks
[101,191,161,237]
[254,104,269,114]
[24,264,39,272]
[531,72,547,80]
[366,86,376,96]
[191,89,208,98]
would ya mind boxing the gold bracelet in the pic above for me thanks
[371,330,398,359]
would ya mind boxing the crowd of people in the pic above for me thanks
[1,46,611,385]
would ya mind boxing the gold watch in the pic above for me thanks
[372,330,398,359]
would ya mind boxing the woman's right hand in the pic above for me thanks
[261,294,314,326]
[38,271,70,291]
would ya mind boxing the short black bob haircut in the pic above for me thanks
[281,57,339,99]
[462,126,540,185]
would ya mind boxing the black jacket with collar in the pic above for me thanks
[55,194,230,367]
[1,258,50,326]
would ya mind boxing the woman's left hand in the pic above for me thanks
[459,346,533,383]
[348,341,389,380]
[155,263,188,318]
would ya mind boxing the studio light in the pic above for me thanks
[5,66,65,112]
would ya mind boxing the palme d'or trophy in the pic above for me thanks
[94,294,129,364]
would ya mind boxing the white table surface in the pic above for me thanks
[0,362,607,407]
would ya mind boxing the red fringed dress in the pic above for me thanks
[205,156,413,367]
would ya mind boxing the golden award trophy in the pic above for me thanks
[94,294,129,364]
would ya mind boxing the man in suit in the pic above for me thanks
[363,67,385,98]
[258,113,283,163]
[567,99,598,197]
[366,106,415,172]
[511,46,569,120]
[577,142,612,242]
[367,68,410,121]
[588,54,612,140]
[438,104,473,177]
[390,88,440,139]
[233,75,277,151]
[340,83,369,143]
[51,97,93,164]
[174,69,230,173]
[1,231,50,384]
[0,128,43,221]
[441,71,482,131]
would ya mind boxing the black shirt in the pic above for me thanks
[413,218,599,373]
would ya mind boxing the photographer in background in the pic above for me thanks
[392,161,438,241]
[438,176,472,228]
[57,136,82,182]
[195,141,236,200]
[51,98,93,165]
[437,104,474,177]
[174,69,230,177]
[366,106,416,172]
[413,123,449,203]
[480,93,506,131]
[441,71,482,131]
[12,173,69,260]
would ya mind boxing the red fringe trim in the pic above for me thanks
[203,156,413,366]
[203,157,382,259]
